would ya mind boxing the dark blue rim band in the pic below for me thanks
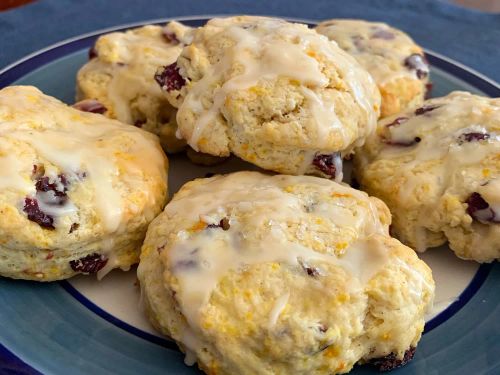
[58,280,179,351]
[0,16,499,375]
[58,262,491,347]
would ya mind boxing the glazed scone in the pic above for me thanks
[138,171,434,375]
[157,16,381,180]
[76,22,192,153]
[0,86,168,281]
[354,91,500,262]
[316,19,430,118]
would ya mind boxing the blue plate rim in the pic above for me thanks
[0,15,499,375]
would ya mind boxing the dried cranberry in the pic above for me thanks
[303,265,320,277]
[73,99,107,114]
[69,253,108,274]
[458,132,490,144]
[298,259,320,277]
[371,28,395,40]
[425,82,433,99]
[466,192,500,223]
[318,324,328,333]
[69,223,79,234]
[369,347,416,372]
[312,152,342,179]
[23,198,54,229]
[88,46,97,59]
[404,54,429,79]
[162,29,179,44]
[134,119,146,128]
[207,217,230,231]
[154,63,186,92]
[36,176,67,197]
[383,137,421,147]
[415,105,440,116]
[351,35,365,50]
[386,117,409,128]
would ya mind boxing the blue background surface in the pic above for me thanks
[0,0,499,82]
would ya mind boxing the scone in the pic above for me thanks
[156,16,381,181]
[354,91,500,262]
[0,86,168,281]
[138,171,434,375]
[76,22,192,153]
[316,19,430,118]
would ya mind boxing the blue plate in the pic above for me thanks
[0,17,499,375]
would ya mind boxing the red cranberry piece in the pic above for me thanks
[466,192,500,223]
[369,347,416,372]
[386,117,409,128]
[414,105,440,116]
[371,28,395,40]
[23,198,55,229]
[162,28,179,44]
[383,137,421,147]
[404,54,429,79]
[73,99,107,114]
[312,152,342,179]
[69,223,80,234]
[36,176,67,197]
[69,253,108,274]
[458,132,490,144]
[298,259,321,277]
[207,217,230,231]
[134,119,146,128]
[351,35,365,51]
[88,46,98,59]
[154,63,186,92]
[301,263,320,277]
[425,82,433,99]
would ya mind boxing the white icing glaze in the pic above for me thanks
[0,138,34,193]
[378,93,500,205]
[478,178,500,212]
[0,86,167,232]
[82,26,183,123]
[163,172,391,354]
[365,92,500,251]
[268,292,290,328]
[179,17,378,150]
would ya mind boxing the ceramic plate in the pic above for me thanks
[0,17,499,375]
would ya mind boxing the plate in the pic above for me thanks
[0,17,499,375]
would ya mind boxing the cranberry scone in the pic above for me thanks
[76,22,192,153]
[316,19,430,118]
[157,16,381,181]
[138,171,434,375]
[0,86,168,281]
[354,91,500,262]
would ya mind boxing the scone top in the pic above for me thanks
[157,16,381,177]
[76,22,193,155]
[355,91,500,261]
[316,19,430,118]
[316,19,428,86]
[139,171,434,374]
[0,86,168,239]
